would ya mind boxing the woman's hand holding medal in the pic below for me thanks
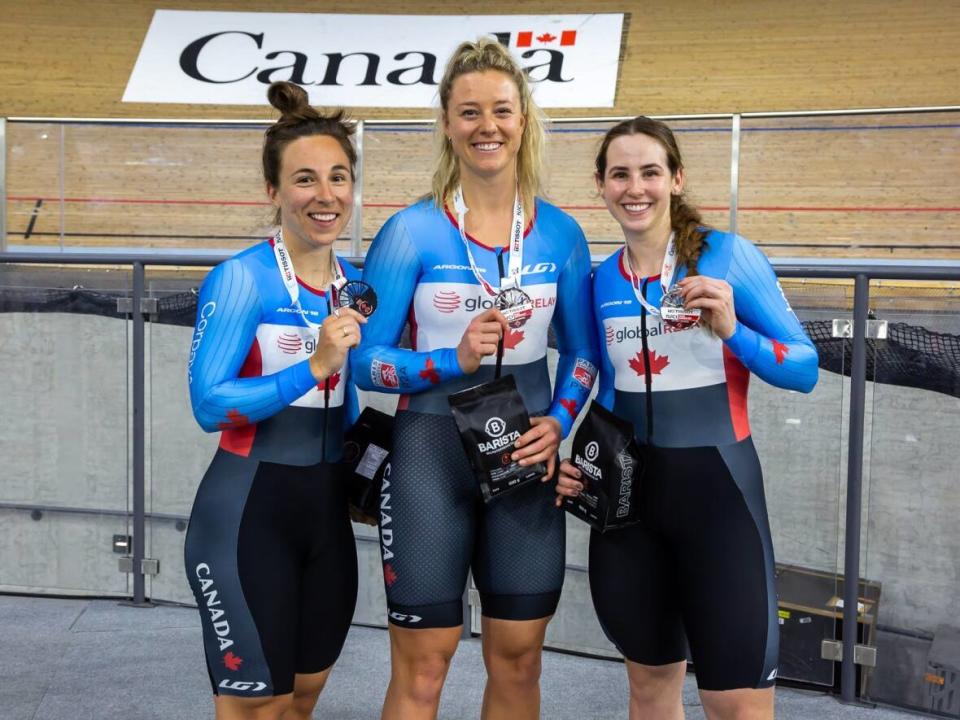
[455,308,511,374]
[512,415,562,482]
[677,275,737,339]
[309,307,367,382]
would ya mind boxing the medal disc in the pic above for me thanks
[660,285,701,328]
[494,287,534,328]
[337,280,378,317]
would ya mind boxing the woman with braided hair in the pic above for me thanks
[184,81,365,719]
[555,117,819,719]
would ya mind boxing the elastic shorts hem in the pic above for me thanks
[479,590,561,622]
[694,671,778,692]
[386,599,463,629]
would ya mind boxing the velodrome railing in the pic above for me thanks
[2,105,959,256]
[1,251,958,708]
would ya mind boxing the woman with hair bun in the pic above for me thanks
[184,81,365,719]
[353,38,598,719]
[556,117,819,719]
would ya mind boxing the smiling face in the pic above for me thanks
[596,133,684,245]
[443,70,526,184]
[267,134,354,251]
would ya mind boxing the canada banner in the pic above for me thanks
[123,11,624,108]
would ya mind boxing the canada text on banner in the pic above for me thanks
[122,11,624,108]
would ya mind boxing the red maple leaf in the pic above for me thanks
[223,652,243,671]
[318,371,341,392]
[560,398,578,418]
[771,339,789,365]
[217,408,249,430]
[419,358,441,384]
[383,564,398,587]
[628,351,670,376]
[503,328,525,349]
[537,33,557,43]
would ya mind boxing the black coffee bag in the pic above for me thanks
[564,400,643,532]
[448,374,546,503]
[342,407,394,518]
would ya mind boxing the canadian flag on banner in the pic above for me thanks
[515,30,577,47]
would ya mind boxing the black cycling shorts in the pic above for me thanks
[184,449,358,697]
[589,437,779,691]
[379,410,564,629]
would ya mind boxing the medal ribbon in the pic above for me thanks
[272,228,346,329]
[623,231,678,317]
[452,185,525,297]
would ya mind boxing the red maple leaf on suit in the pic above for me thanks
[217,408,249,430]
[560,398,578,418]
[503,328,525,349]
[383,564,398,587]
[419,358,441,384]
[223,652,243,671]
[318,371,341,392]
[537,33,557,43]
[628,351,670,376]
[771,339,789,365]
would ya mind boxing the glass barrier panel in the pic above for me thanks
[861,280,960,713]
[755,279,850,689]
[5,122,64,249]
[0,262,130,594]
[144,267,216,604]
[360,122,434,253]
[738,112,960,261]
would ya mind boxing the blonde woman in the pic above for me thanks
[352,39,598,720]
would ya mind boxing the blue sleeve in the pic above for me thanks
[593,272,617,413]
[723,237,819,393]
[351,212,464,392]
[547,229,600,437]
[188,260,317,432]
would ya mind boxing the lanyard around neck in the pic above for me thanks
[272,228,344,329]
[452,185,525,297]
[623,231,678,317]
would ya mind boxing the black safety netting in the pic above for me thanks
[2,286,959,400]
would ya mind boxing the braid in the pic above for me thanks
[670,194,707,276]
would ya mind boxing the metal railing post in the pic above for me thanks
[0,118,7,252]
[729,114,741,236]
[351,119,364,256]
[841,273,870,702]
[131,261,147,604]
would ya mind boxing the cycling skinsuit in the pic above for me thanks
[184,239,360,697]
[590,230,818,690]
[351,198,598,628]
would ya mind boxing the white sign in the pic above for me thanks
[123,11,624,108]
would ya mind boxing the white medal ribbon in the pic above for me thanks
[272,228,346,330]
[452,185,525,296]
[623,231,678,317]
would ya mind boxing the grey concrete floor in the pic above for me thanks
[0,595,920,720]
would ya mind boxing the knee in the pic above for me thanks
[285,686,323,720]
[399,653,452,705]
[627,662,685,709]
[486,645,543,688]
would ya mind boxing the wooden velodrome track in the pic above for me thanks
[2,0,959,265]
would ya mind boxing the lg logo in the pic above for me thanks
[485,417,506,437]
[219,679,267,692]
[585,441,599,462]
[389,611,422,624]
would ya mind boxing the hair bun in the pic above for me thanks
[267,81,320,122]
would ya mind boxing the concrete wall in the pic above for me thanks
[1,308,958,650]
